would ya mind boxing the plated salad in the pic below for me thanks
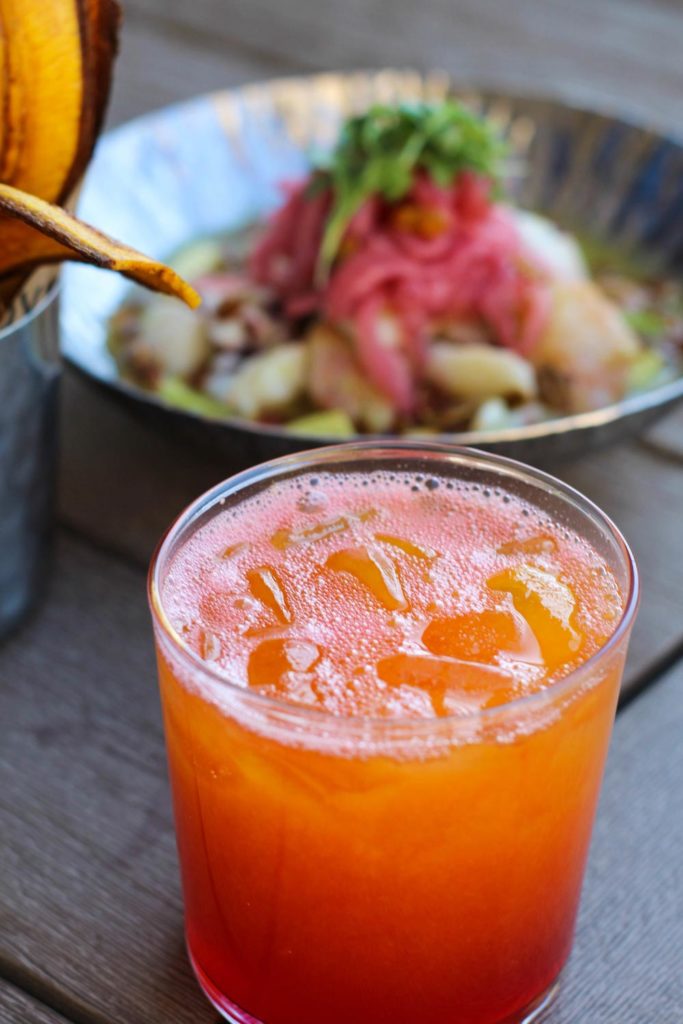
[109,101,683,436]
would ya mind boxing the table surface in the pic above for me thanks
[2,2,683,1022]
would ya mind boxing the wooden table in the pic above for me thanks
[2,1,683,1021]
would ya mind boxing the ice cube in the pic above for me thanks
[487,564,582,669]
[377,653,514,716]
[326,546,408,611]
[496,534,558,556]
[247,566,293,624]
[375,534,438,561]
[248,637,321,689]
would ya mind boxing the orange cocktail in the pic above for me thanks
[148,443,638,1024]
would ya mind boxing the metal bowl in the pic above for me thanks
[61,70,683,467]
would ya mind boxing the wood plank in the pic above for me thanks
[640,402,683,464]
[0,983,73,1024]
[123,0,683,133]
[0,538,213,1024]
[0,534,681,1023]
[558,425,683,687]
[550,660,683,1021]
[57,370,683,695]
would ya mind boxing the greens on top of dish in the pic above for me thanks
[108,100,683,437]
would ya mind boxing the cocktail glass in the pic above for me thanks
[148,443,639,1024]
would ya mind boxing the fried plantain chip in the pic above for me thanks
[0,183,200,308]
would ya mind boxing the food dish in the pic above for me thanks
[62,72,683,464]
[108,101,682,439]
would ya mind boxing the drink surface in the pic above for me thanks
[162,469,623,719]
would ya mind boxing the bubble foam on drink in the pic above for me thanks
[161,469,624,726]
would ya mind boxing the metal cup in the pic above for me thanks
[0,284,60,638]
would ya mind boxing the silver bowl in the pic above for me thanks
[61,70,683,467]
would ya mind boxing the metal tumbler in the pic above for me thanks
[0,284,60,638]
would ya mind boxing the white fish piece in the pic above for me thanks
[426,342,537,401]
[532,280,640,412]
[511,208,588,282]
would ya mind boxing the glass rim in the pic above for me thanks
[148,441,639,738]
[0,278,60,343]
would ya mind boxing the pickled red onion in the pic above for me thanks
[250,172,550,412]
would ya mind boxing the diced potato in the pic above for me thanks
[308,325,395,433]
[532,280,640,412]
[471,397,553,433]
[287,409,355,437]
[470,397,512,432]
[511,209,588,281]
[135,295,210,377]
[221,344,308,420]
[425,342,537,401]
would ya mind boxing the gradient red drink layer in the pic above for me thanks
[155,468,628,1024]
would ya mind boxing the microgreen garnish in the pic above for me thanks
[315,101,505,270]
